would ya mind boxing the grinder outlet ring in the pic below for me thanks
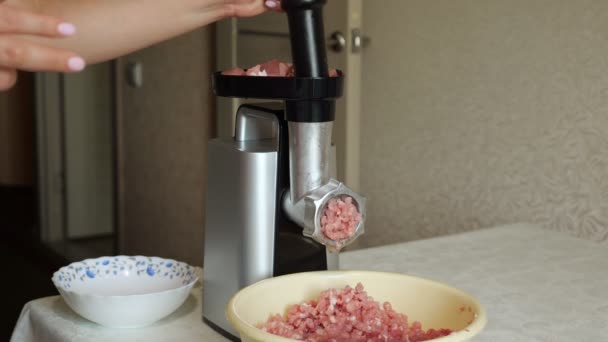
[303,180,366,251]
[317,193,363,240]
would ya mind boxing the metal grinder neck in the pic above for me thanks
[282,0,334,202]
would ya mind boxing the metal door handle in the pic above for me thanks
[125,62,143,88]
[329,30,370,54]
[329,31,346,52]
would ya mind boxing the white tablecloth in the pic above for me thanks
[11,223,608,341]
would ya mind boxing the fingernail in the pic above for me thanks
[57,22,76,36]
[68,57,86,71]
[265,0,278,8]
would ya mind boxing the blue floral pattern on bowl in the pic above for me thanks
[52,256,197,291]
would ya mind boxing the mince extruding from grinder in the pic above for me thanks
[321,196,361,250]
[222,59,339,77]
[259,283,453,342]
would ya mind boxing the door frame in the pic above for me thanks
[35,72,66,244]
[215,18,240,139]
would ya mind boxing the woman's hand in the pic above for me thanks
[0,2,85,91]
[0,0,281,91]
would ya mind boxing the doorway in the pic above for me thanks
[36,62,117,262]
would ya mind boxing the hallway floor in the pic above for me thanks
[1,187,65,340]
[0,235,61,341]
[1,237,62,340]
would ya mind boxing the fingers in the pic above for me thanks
[0,5,84,75]
[0,38,85,72]
[0,4,76,37]
[224,0,282,18]
[0,67,17,91]
[264,1,282,11]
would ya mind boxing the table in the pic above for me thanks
[11,223,608,341]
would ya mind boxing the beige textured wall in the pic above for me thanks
[117,27,215,267]
[359,0,608,248]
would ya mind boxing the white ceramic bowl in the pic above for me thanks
[227,271,487,342]
[52,256,198,328]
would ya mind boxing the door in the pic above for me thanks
[0,72,35,187]
[35,64,116,259]
[116,28,214,267]
[215,0,364,190]
[63,63,115,239]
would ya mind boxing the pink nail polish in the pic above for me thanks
[68,57,86,72]
[265,0,277,8]
[57,23,76,36]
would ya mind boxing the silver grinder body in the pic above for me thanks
[202,104,338,338]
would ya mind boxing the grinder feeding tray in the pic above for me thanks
[202,0,366,339]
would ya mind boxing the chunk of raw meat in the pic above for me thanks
[222,59,339,77]
[222,67,245,76]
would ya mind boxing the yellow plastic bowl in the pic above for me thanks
[227,270,487,342]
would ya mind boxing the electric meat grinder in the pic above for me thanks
[203,0,366,339]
